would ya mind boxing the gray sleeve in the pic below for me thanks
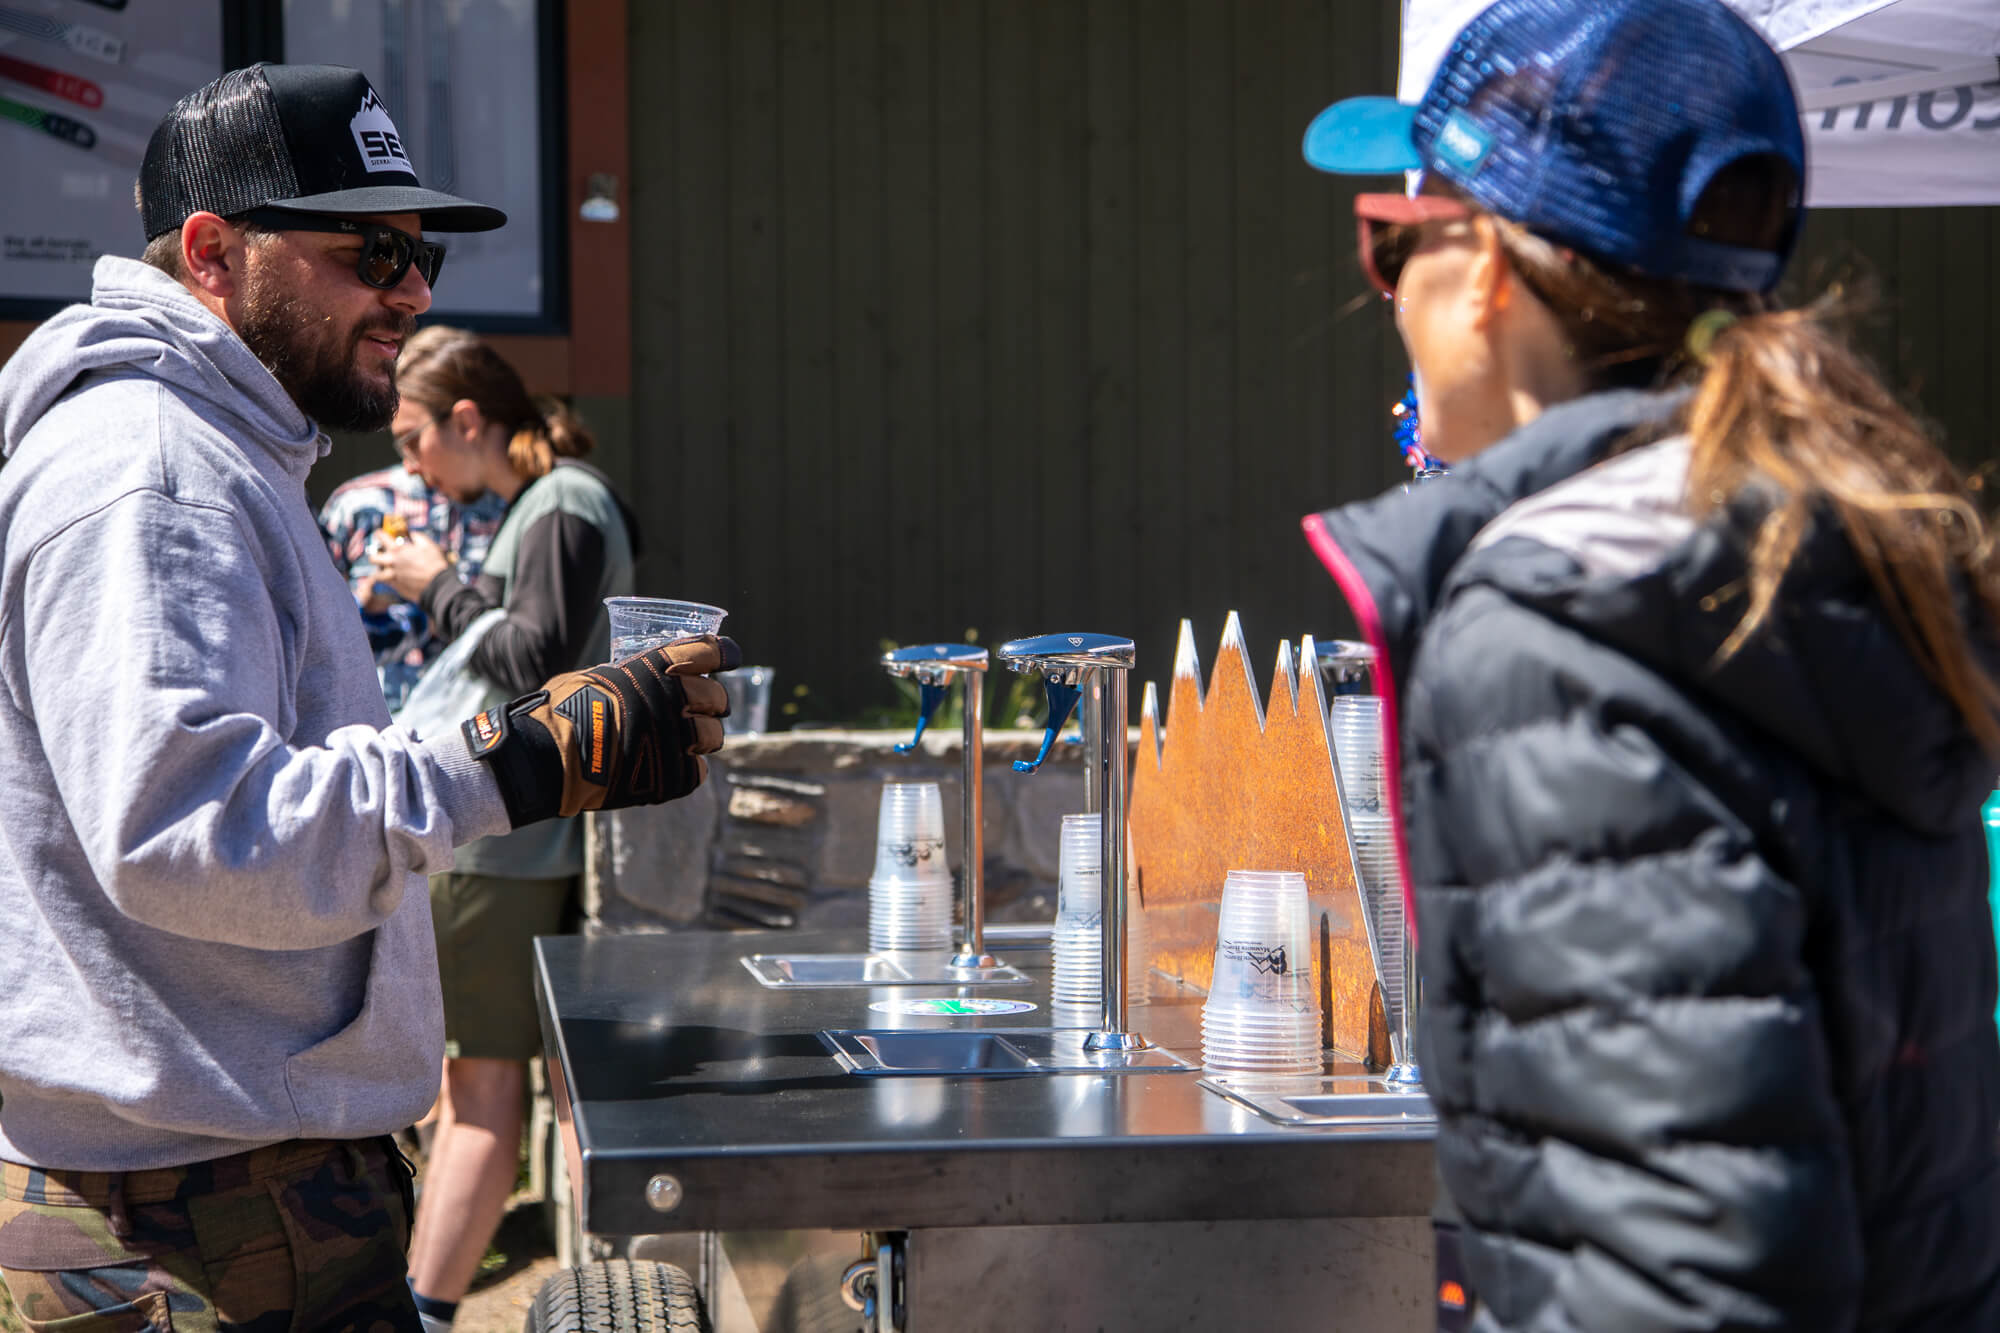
[16,491,510,949]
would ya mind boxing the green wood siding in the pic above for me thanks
[611,1,1997,722]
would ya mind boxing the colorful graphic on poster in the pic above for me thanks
[286,0,549,320]
[1,1,221,303]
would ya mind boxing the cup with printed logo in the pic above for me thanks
[604,597,728,663]
[868,781,954,953]
[1200,870,1320,1074]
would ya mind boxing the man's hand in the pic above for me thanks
[462,635,740,827]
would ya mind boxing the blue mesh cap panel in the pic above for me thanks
[1407,0,1805,291]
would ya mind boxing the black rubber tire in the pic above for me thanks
[524,1260,711,1333]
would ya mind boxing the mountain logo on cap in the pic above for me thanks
[350,87,414,175]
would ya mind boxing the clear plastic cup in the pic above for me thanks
[1330,696,1385,811]
[871,782,949,883]
[1201,870,1319,1073]
[721,665,775,736]
[604,597,728,662]
[1055,813,1102,928]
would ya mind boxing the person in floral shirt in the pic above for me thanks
[319,462,506,711]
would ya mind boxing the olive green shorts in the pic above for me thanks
[430,871,575,1061]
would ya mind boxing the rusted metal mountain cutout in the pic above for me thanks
[1127,614,1388,1065]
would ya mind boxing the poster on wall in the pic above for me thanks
[0,0,224,306]
[284,0,551,322]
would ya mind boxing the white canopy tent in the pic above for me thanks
[1397,0,2000,207]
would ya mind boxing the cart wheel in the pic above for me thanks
[524,1259,711,1333]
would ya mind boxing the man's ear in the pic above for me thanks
[1466,215,1515,330]
[181,213,244,298]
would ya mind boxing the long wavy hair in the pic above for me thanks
[394,325,594,482]
[1421,159,2000,752]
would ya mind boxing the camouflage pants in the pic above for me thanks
[0,1137,420,1332]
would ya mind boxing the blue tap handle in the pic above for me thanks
[1013,678,1082,773]
[894,680,951,754]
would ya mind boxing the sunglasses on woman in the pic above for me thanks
[1354,193,1472,296]
[238,208,447,292]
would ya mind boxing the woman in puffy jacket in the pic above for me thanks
[1302,0,2000,1328]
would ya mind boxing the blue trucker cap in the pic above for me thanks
[1303,0,1806,293]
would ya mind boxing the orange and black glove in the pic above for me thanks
[461,635,739,828]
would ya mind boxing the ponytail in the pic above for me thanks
[1684,298,2000,751]
[502,396,595,482]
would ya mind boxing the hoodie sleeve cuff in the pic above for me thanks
[417,728,514,844]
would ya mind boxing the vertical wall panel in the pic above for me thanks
[1279,0,1335,633]
[778,0,836,684]
[1230,0,1286,648]
[981,0,1040,652]
[664,2,730,603]
[1086,0,1141,638]
[1033,0,1090,636]
[934,0,990,642]
[881,0,941,664]
[614,3,2000,721]
[1181,0,1240,646]
[726,0,786,662]
[1935,210,1992,465]
[1134,0,1191,659]
[829,0,887,722]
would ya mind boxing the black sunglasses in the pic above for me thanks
[237,208,446,292]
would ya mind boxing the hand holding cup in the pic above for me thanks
[369,530,451,601]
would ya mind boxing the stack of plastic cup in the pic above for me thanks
[1331,695,1409,1041]
[1348,811,1406,1020]
[1051,814,1103,1006]
[1049,813,1148,1011]
[1200,870,1320,1075]
[868,782,954,953]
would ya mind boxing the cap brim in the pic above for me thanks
[1303,97,1423,175]
[263,186,507,233]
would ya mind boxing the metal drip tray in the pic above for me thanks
[1200,1074,1437,1128]
[742,953,1032,988]
[822,1027,1194,1076]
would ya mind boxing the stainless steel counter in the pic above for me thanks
[535,928,1434,1240]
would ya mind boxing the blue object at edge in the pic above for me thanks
[1985,790,2000,1034]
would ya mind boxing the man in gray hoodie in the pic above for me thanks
[0,64,731,1328]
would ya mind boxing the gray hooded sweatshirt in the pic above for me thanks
[0,257,512,1170]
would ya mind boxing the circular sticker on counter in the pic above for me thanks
[867,997,1039,1018]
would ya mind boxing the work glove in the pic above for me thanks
[462,635,740,828]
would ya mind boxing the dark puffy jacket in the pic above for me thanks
[1305,389,2000,1331]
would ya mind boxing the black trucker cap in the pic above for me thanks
[139,63,506,240]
